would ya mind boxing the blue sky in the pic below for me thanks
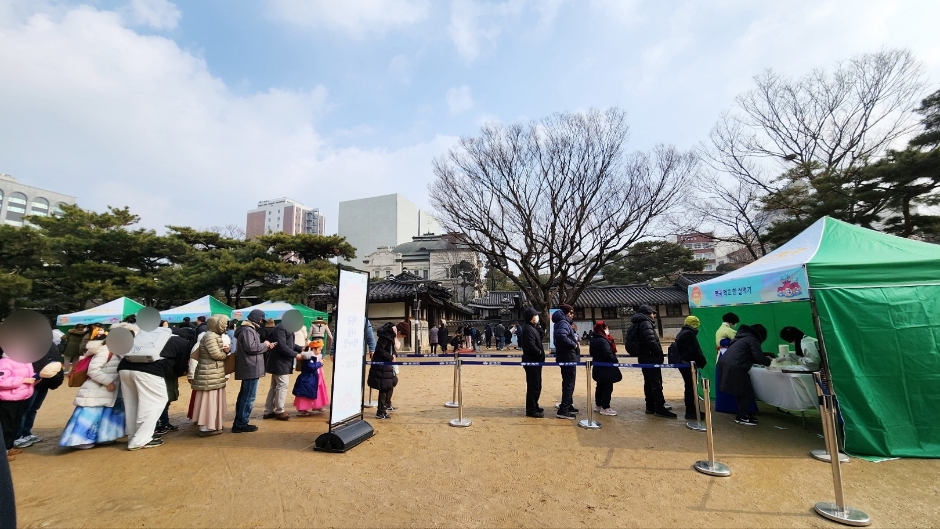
[1,0,939,234]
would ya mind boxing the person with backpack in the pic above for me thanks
[590,321,622,416]
[672,316,707,420]
[627,305,676,418]
[552,304,580,419]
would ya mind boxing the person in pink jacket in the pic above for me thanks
[0,354,38,461]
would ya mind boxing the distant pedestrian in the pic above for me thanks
[61,324,86,375]
[428,324,439,354]
[438,322,449,353]
[495,322,506,350]
[484,324,493,349]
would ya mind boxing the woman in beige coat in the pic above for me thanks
[190,315,230,436]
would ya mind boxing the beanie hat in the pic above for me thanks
[593,320,607,334]
[684,316,701,329]
[750,323,768,343]
[558,304,574,314]
[638,305,656,315]
[247,309,265,324]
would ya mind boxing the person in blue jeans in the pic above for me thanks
[232,309,274,433]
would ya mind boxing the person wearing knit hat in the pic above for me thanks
[231,309,273,433]
[674,316,707,420]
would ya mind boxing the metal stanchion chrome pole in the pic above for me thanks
[693,378,731,477]
[813,393,870,526]
[578,360,601,430]
[686,364,706,432]
[811,373,848,463]
[444,349,459,408]
[449,358,471,427]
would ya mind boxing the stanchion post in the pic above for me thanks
[693,377,731,477]
[686,363,706,432]
[578,360,601,430]
[363,351,377,408]
[813,393,870,526]
[811,373,848,463]
[444,349,459,408]
[449,358,471,427]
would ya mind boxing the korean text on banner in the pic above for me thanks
[330,270,369,426]
[689,266,810,308]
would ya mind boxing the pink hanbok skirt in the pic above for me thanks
[294,366,330,411]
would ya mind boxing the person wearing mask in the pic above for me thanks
[519,308,545,418]
[437,322,449,354]
[232,310,273,433]
[779,327,821,370]
[630,305,676,418]
[552,304,580,419]
[59,331,127,449]
[716,323,773,426]
[590,321,622,416]
[367,323,399,420]
[262,319,303,421]
[117,325,190,450]
[495,322,506,351]
[428,324,439,355]
[675,316,707,420]
[190,315,230,437]
[715,312,739,353]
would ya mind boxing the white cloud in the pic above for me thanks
[267,0,430,37]
[124,0,181,30]
[447,0,526,61]
[0,5,457,232]
[446,85,474,114]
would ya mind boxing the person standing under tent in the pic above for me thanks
[519,307,546,418]
[590,321,622,416]
[674,316,707,420]
[552,305,580,419]
[779,327,821,370]
[428,324,439,355]
[715,312,739,353]
[629,305,676,418]
[716,323,773,426]
[232,310,273,433]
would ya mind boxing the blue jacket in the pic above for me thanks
[552,310,580,363]
[292,358,322,399]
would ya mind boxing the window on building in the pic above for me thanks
[422,269,428,279]
[574,307,585,319]
[600,307,618,319]
[373,270,379,278]
[489,310,499,318]
[30,197,49,217]
[665,304,682,317]
[54,202,67,216]
[5,192,27,226]
[385,270,391,278]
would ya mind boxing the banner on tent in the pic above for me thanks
[690,266,810,308]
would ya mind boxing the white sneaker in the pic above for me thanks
[29,434,43,443]
[13,436,34,448]
[599,408,617,416]
[593,405,600,412]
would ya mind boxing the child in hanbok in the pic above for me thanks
[293,352,328,416]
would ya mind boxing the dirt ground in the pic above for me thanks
[10,347,940,528]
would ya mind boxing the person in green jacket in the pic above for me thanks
[714,312,739,354]
[61,324,87,374]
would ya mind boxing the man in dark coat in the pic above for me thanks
[495,322,506,350]
[484,324,493,349]
[194,316,208,336]
[519,307,546,418]
[262,321,302,421]
[675,316,708,420]
[716,323,773,425]
[233,309,273,432]
[630,305,676,418]
[438,323,449,353]
[552,304,580,419]
[368,323,399,419]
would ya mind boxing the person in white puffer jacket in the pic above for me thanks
[59,324,137,449]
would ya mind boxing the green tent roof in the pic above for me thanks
[160,295,234,323]
[57,297,145,326]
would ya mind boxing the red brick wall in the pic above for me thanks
[283,205,295,235]
[246,211,266,239]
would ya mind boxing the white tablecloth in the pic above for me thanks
[749,367,818,411]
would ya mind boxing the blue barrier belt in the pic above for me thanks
[592,362,691,368]
[460,361,584,367]
[366,361,457,366]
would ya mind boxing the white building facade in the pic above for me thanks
[338,193,442,264]
[0,174,76,227]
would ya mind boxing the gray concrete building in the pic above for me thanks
[0,174,76,226]
[338,193,442,264]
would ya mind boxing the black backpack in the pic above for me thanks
[667,341,679,364]
[625,323,641,357]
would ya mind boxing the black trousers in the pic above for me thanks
[559,366,576,412]
[157,402,171,428]
[595,382,614,409]
[736,396,752,419]
[523,366,542,413]
[641,367,665,411]
[486,336,492,348]
[377,387,394,415]
[0,400,26,450]
[679,367,696,416]
[430,343,438,354]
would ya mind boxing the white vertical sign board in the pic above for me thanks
[330,270,369,426]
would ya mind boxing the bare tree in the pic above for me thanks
[430,108,696,320]
[686,171,774,260]
[205,224,246,240]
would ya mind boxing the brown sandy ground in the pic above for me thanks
[10,348,940,528]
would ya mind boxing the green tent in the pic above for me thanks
[232,301,328,329]
[160,295,234,324]
[690,217,940,458]
[56,297,145,327]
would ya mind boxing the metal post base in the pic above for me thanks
[686,421,706,432]
[449,418,472,427]
[444,401,459,408]
[814,502,871,526]
[693,460,731,477]
[811,449,850,463]
[578,419,601,430]
[363,401,377,408]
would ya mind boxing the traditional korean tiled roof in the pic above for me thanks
[467,291,524,309]
[554,284,689,308]
[368,271,454,301]
[674,272,725,289]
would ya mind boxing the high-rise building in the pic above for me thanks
[338,194,442,264]
[245,198,325,239]
[0,173,76,227]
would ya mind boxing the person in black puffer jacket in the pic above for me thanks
[552,304,580,419]
[519,307,545,418]
[630,305,676,418]
[675,316,708,420]
[589,321,623,416]
[368,323,399,419]
[716,323,773,426]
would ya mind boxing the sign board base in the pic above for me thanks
[314,418,374,453]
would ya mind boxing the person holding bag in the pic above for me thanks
[189,315,230,437]
[589,321,623,416]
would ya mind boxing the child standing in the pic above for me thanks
[0,353,38,461]
[292,352,326,416]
